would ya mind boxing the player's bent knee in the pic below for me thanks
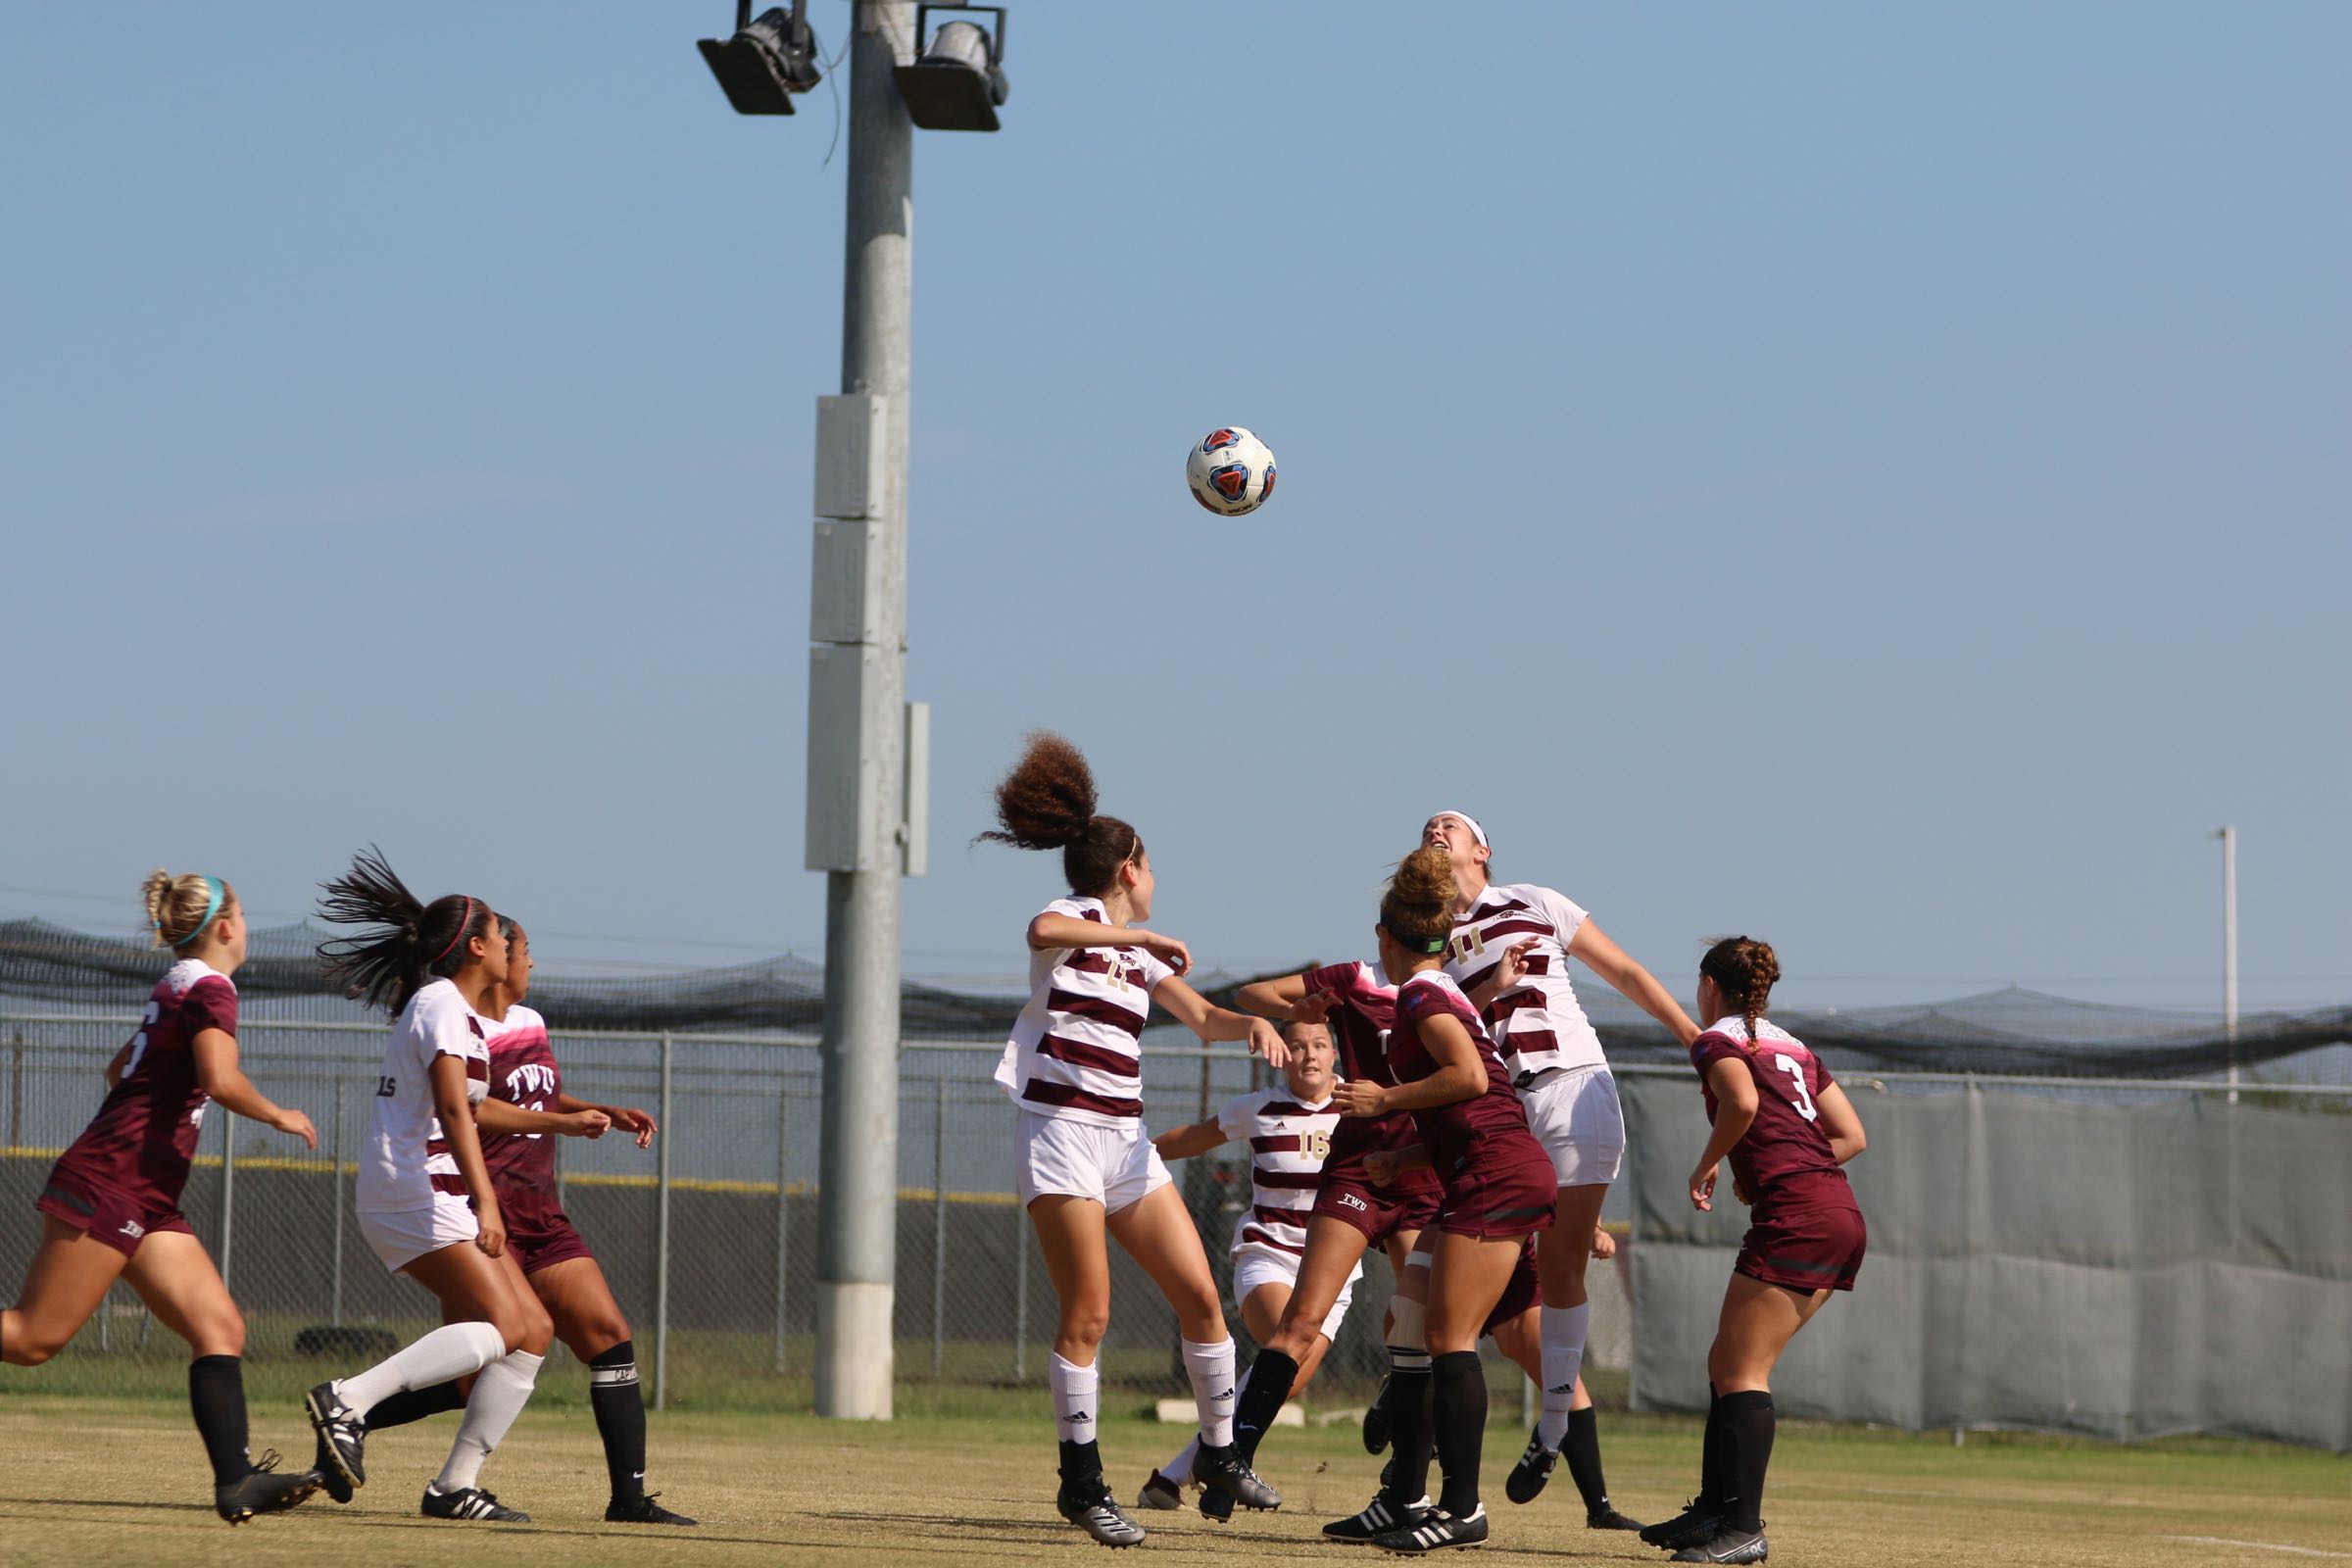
[6,1336,64,1367]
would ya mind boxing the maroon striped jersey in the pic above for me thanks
[1388,970,1536,1178]
[1691,1018,1855,1215]
[51,959,233,1207]
[994,896,1176,1127]
[479,1004,559,1194]
[1214,1085,1355,1277]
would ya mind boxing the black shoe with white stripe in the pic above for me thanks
[1057,1479,1148,1547]
[1370,1503,1489,1554]
[302,1382,366,1503]
[1324,1492,1433,1544]
[214,1450,322,1524]
[1641,1496,1725,1550]
[421,1484,531,1522]
[1503,1428,1557,1504]
[607,1492,697,1526]
[1671,1525,1768,1563]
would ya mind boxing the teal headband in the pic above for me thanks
[158,876,224,949]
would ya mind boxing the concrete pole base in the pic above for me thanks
[815,1280,896,1419]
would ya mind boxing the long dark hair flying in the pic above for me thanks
[316,846,494,1014]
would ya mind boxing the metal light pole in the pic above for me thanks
[808,0,920,1421]
[2216,826,2238,1103]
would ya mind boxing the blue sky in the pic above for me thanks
[3,3,2344,1011]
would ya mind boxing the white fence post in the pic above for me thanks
[655,1031,673,1412]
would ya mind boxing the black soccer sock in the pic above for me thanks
[1430,1349,1488,1518]
[1562,1405,1611,1514]
[1380,1348,1430,1458]
[363,1379,466,1430]
[1057,1438,1103,1489]
[1698,1384,1729,1506]
[187,1355,250,1487]
[1719,1391,1775,1533]
[1386,1360,1438,1506]
[590,1340,650,1500]
[1231,1349,1298,1465]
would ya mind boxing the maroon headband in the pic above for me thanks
[430,896,473,966]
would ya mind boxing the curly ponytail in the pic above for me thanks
[1700,935,1781,1044]
[316,846,492,1014]
[143,869,235,952]
[1380,845,1458,954]
[976,731,1142,896]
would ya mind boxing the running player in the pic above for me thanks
[303,850,556,1524]
[356,914,695,1525]
[1331,846,1558,1553]
[1210,956,1442,1530]
[3,872,322,1524]
[1423,810,1700,1504]
[1641,937,1867,1566]
[980,733,1290,1547]
[1137,1016,1359,1508]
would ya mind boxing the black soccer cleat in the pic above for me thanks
[1193,1443,1280,1511]
[1671,1524,1768,1564]
[1503,1428,1557,1504]
[1588,1502,1647,1531]
[421,1484,531,1522]
[1370,1503,1489,1554]
[1324,1491,1433,1544]
[215,1449,322,1524]
[1641,1497,1726,1551]
[1362,1372,1393,1454]
[303,1382,367,1503]
[607,1491,698,1526]
[1057,1478,1148,1547]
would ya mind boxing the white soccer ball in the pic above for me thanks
[1186,426,1278,516]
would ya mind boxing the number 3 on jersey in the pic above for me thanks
[1771,1054,1820,1122]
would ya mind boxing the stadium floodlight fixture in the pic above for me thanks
[699,0,822,116]
[893,5,1009,132]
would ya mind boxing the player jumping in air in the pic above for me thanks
[355,914,695,1525]
[1642,937,1868,1565]
[3,872,322,1524]
[981,732,1290,1548]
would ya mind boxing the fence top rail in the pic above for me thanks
[5,1012,2348,1096]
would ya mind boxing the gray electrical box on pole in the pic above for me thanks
[808,0,924,1420]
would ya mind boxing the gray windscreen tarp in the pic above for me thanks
[1621,1075,2352,1451]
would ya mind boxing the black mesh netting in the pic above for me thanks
[2,917,2345,1077]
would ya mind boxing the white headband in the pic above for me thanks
[1431,810,1489,850]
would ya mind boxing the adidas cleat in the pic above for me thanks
[1057,1481,1147,1547]
[1371,1503,1489,1554]
[1193,1444,1280,1511]
[421,1484,530,1522]
[1503,1428,1557,1504]
[1362,1372,1393,1454]
[1642,1497,1726,1551]
[1135,1470,1184,1511]
[607,1492,697,1526]
[215,1450,321,1524]
[1325,1492,1433,1544]
[1671,1525,1768,1564]
[1587,1503,1647,1531]
[302,1382,367,1502]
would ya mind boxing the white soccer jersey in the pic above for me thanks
[357,978,492,1214]
[1216,1086,1363,1278]
[995,896,1176,1129]
[1443,882,1606,1077]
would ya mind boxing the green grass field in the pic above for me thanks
[1,1391,2345,1568]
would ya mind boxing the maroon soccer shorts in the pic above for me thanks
[502,1198,597,1277]
[1482,1240,1542,1337]
[1312,1166,1443,1247]
[1735,1202,1867,1294]
[1437,1145,1558,1240]
[36,1170,196,1259]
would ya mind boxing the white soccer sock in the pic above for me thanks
[1180,1337,1238,1448]
[433,1348,544,1494]
[1536,1301,1591,1450]
[1050,1351,1100,1445]
[1161,1435,1200,1485]
[335,1321,507,1418]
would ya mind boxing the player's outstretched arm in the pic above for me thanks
[1152,1120,1228,1162]
[191,1028,317,1148]
[1570,920,1701,1046]
[1153,975,1290,1068]
[1028,911,1191,975]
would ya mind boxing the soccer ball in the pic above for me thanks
[1186,427,1277,516]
